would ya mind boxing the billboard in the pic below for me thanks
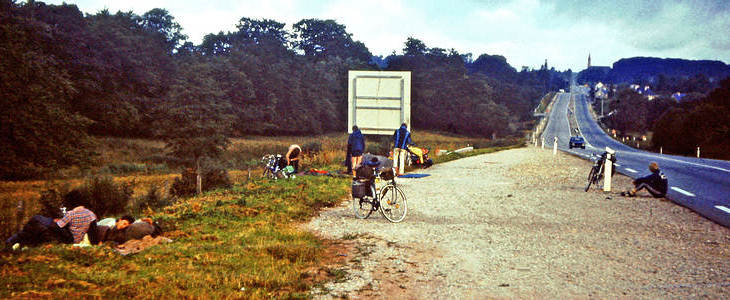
[347,71,411,135]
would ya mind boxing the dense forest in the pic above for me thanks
[1,1,568,180]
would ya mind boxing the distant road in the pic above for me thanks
[541,90,730,227]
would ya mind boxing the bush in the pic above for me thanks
[131,183,170,213]
[302,141,322,155]
[170,166,232,197]
[68,176,134,217]
[38,184,71,218]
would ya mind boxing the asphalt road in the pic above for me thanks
[540,90,730,227]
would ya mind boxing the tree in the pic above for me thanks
[292,18,371,62]
[0,4,95,179]
[157,56,233,194]
[138,8,188,53]
[403,37,427,56]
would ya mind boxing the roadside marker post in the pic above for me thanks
[603,147,615,192]
[541,139,545,149]
[553,137,558,155]
[697,147,700,158]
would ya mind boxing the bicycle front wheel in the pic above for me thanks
[585,167,596,192]
[379,185,407,223]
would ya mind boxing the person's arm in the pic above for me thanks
[285,147,293,164]
[55,211,73,228]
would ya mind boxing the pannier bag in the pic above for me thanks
[351,180,372,199]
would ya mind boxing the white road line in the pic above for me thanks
[614,163,621,167]
[715,206,730,214]
[671,187,696,197]
[625,168,637,173]
[629,151,730,174]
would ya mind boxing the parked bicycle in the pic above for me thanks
[352,166,407,223]
[585,151,616,192]
[261,154,295,180]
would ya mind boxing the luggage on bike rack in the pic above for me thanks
[351,180,372,199]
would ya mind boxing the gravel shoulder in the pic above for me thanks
[306,147,730,299]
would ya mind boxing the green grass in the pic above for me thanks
[0,175,350,299]
[0,134,524,298]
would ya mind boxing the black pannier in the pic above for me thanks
[351,180,372,199]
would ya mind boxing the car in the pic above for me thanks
[569,136,585,149]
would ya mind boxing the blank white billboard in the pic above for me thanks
[347,71,411,135]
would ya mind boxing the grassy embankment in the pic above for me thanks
[0,132,522,298]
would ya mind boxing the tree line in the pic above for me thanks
[1,1,568,180]
[601,78,730,159]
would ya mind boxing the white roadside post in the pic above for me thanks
[697,147,700,158]
[541,139,545,149]
[603,147,615,192]
[553,136,558,155]
[660,147,663,154]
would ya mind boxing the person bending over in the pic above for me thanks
[622,162,668,198]
[286,144,302,173]
[6,191,98,249]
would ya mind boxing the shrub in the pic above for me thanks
[170,166,232,197]
[68,176,134,217]
[131,183,170,213]
[38,184,71,218]
[302,141,322,155]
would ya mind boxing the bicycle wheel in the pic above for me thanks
[585,167,596,192]
[379,184,407,223]
[353,196,374,219]
[261,167,271,179]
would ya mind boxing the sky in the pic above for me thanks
[43,0,730,72]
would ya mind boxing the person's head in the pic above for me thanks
[352,125,359,131]
[116,215,135,230]
[649,162,659,172]
[401,123,407,128]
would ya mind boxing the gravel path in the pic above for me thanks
[307,147,730,299]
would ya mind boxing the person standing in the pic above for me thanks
[348,125,366,177]
[286,144,302,173]
[392,123,412,175]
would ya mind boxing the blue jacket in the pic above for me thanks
[393,125,412,149]
[348,129,365,153]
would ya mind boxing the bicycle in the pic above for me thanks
[352,167,408,223]
[585,151,616,192]
[261,154,294,180]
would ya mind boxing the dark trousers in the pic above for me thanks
[6,215,72,246]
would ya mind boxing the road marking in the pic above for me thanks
[625,168,637,173]
[614,163,621,167]
[716,206,730,214]
[631,151,730,174]
[671,187,696,197]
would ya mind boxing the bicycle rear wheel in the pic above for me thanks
[379,184,407,223]
[353,196,374,219]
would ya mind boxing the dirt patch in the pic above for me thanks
[308,148,730,298]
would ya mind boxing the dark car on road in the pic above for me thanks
[569,136,586,149]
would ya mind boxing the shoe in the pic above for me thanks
[620,191,627,196]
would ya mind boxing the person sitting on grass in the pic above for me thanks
[286,144,302,174]
[5,191,98,250]
[621,162,668,198]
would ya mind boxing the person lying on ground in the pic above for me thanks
[5,191,98,249]
[98,216,162,245]
[621,162,668,198]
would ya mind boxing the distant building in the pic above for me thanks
[588,53,591,68]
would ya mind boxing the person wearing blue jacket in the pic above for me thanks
[622,162,668,198]
[348,125,366,177]
[392,123,412,175]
